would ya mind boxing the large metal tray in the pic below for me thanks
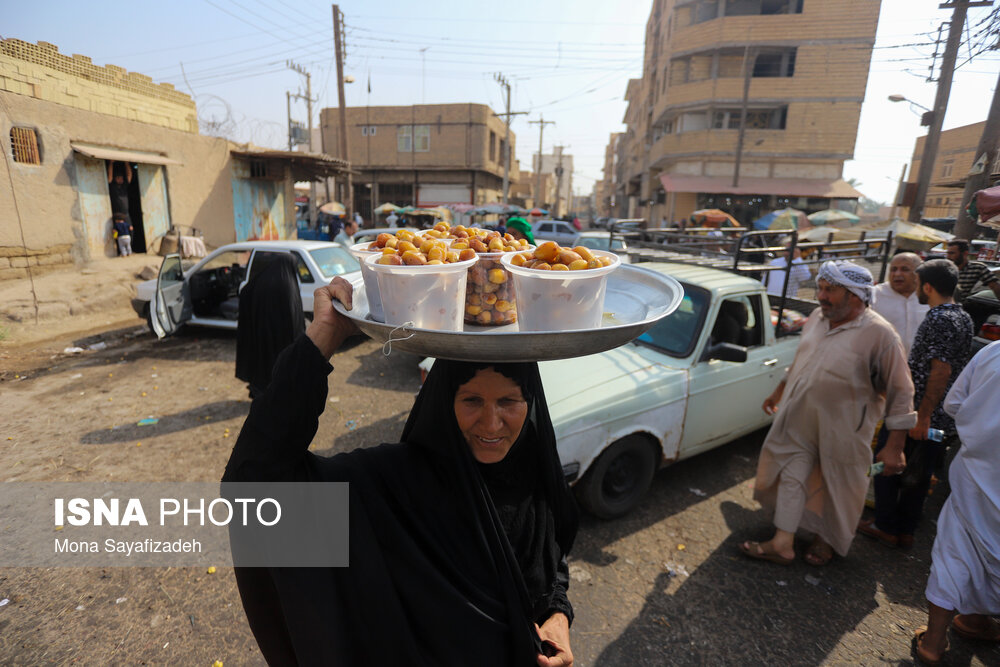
[334,263,684,362]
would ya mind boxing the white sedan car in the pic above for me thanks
[134,240,360,336]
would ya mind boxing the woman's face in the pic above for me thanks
[508,228,527,241]
[453,368,528,464]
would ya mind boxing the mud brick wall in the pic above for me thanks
[0,39,197,133]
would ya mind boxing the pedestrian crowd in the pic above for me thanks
[740,239,998,665]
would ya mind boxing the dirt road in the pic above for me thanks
[1,322,997,665]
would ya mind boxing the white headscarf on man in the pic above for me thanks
[817,260,873,304]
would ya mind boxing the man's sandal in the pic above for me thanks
[952,615,1000,642]
[913,626,947,666]
[739,540,794,565]
[804,540,833,566]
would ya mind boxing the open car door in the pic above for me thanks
[151,254,192,338]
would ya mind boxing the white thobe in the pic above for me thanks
[925,340,1000,614]
[870,283,929,355]
[764,257,811,298]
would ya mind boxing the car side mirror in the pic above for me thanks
[703,342,748,363]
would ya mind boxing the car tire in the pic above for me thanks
[575,435,659,519]
[143,304,155,335]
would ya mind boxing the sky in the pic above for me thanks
[5,0,999,204]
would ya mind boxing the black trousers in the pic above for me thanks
[872,427,945,536]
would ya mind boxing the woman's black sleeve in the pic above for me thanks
[544,555,574,627]
[223,334,333,482]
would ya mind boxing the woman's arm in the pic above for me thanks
[536,557,574,666]
[223,279,359,482]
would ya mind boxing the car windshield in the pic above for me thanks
[309,246,361,278]
[578,236,626,251]
[635,283,710,357]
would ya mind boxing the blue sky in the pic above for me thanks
[5,0,999,203]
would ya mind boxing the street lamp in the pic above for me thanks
[888,94,933,126]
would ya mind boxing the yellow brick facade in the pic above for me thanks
[611,0,879,224]
[320,103,517,218]
[906,121,997,220]
[0,39,197,133]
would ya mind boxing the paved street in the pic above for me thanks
[2,322,997,665]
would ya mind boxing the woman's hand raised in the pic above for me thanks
[306,277,360,359]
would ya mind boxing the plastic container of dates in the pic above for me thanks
[365,254,479,331]
[464,249,531,326]
[500,249,621,331]
[349,242,384,322]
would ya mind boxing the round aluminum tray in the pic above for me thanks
[334,263,684,362]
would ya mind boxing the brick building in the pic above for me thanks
[320,103,518,221]
[904,120,1000,221]
[0,39,345,278]
[609,0,875,225]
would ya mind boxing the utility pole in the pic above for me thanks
[908,0,993,222]
[889,163,908,220]
[529,116,555,209]
[733,44,756,188]
[286,91,292,151]
[288,60,315,222]
[554,146,565,217]
[333,4,352,216]
[494,73,513,205]
[954,68,1000,238]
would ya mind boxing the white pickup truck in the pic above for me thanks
[538,262,808,518]
[421,260,810,519]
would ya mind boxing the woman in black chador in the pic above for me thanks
[235,252,304,399]
[223,278,578,666]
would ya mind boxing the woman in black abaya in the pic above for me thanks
[223,278,578,666]
[235,252,304,399]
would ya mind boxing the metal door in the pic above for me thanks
[152,254,192,338]
[137,164,171,245]
[74,154,114,259]
[232,174,286,241]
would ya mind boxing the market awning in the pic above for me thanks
[70,142,182,166]
[659,174,863,199]
[230,147,352,181]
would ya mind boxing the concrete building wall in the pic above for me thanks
[1,39,198,133]
[0,92,234,278]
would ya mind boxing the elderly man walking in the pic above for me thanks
[871,252,928,355]
[913,340,1000,665]
[740,261,916,566]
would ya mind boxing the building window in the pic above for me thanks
[940,160,954,178]
[414,125,430,152]
[753,49,796,77]
[249,160,268,178]
[397,125,412,152]
[361,126,377,136]
[10,127,41,164]
[710,107,787,130]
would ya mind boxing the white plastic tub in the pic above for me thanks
[365,254,478,330]
[349,242,384,322]
[500,249,621,331]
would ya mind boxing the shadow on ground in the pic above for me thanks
[80,400,249,444]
